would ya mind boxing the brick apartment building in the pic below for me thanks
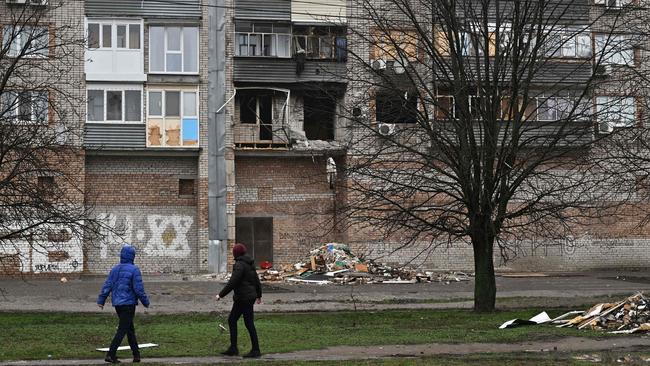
[1,0,649,275]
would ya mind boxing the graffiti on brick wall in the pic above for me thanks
[98,213,194,259]
[0,234,83,274]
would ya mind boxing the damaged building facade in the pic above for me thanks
[2,0,650,275]
[227,0,348,267]
[82,0,209,273]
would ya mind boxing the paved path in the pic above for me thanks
[1,336,650,365]
[1,270,649,313]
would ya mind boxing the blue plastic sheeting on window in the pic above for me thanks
[182,118,198,145]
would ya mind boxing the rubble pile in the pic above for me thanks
[258,243,472,285]
[554,293,650,334]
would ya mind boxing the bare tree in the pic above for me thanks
[0,2,105,275]
[338,0,645,311]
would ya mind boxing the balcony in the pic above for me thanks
[234,58,347,84]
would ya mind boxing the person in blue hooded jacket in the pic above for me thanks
[97,245,150,364]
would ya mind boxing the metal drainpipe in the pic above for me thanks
[208,0,228,273]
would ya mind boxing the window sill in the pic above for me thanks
[147,71,200,75]
[86,121,144,124]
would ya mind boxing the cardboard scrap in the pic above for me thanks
[96,343,158,352]
[499,311,551,329]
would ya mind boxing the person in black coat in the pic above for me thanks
[215,243,262,358]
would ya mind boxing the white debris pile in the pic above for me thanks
[258,243,473,285]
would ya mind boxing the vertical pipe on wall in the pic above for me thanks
[208,0,228,272]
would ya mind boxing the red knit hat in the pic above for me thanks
[232,243,247,258]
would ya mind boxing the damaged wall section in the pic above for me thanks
[235,155,342,266]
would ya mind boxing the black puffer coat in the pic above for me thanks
[219,255,262,302]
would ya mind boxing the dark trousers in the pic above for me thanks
[228,299,260,351]
[108,305,139,357]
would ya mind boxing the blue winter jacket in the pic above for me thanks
[97,245,150,307]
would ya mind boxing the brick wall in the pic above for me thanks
[234,155,340,265]
[85,156,200,273]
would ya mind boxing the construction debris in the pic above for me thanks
[554,293,650,334]
[499,311,552,329]
[258,243,473,285]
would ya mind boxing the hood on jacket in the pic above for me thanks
[120,245,136,264]
[235,254,254,266]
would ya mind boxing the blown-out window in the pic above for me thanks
[293,26,347,61]
[376,91,418,124]
[147,89,198,147]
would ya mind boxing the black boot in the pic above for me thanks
[243,349,261,358]
[104,353,120,363]
[133,353,141,363]
[220,346,239,356]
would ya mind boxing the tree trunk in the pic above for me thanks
[472,235,497,312]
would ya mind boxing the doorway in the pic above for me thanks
[235,217,273,266]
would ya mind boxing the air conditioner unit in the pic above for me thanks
[372,59,387,71]
[30,0,47,6]
[598,121,613,134]
[6,0,29,4]
[377,122,396,136]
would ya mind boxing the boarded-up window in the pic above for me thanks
[434,31,450,56]
[146,89,199,147]
[372,29,418,60]
[179,179,195,196]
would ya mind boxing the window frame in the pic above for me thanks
[148,25,199,74]
[86,84,143,124]
[3,25,50,58]
[1,90,49,124]
[238,93,274,125]
[86,19,143,52]
[594,33,635,66]
[146,88,200,147]
[234,22,292,58]
[595,95,636,128]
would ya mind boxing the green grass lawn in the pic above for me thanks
[0,309,612,361]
